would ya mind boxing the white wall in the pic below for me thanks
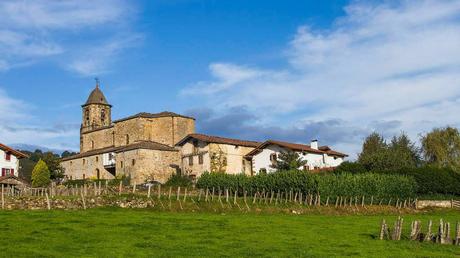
[251,144,344,174]
[0,149,20,177]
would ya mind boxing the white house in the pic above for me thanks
[0,143,27,177]
[244,140,347,174]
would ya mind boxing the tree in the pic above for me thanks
[389,133,421,168]
[421,126,460,171]
[358,132,420,171]
[61,150,77,158]
[41,152,64,180]
[271,151,307,171]
[31,159,51,187]
[334,161,366,174]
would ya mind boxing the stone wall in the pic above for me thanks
[416,200,453,209]
[81,104,112,133]
[81,127,114,152]
[61,154,115,180]
[114,118,143,147]
[116,149,180,185]
[179,140,255,177]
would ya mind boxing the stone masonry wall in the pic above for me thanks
[81,127,114,152]
[116,149,180,185]
[61,154,115,180]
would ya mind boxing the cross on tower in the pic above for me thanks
[95,77,100,88]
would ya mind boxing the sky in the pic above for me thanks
[0,0,459,158]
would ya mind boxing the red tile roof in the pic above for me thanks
[176,134,262,148]
[245,140,348,158]
[0,143,28,158]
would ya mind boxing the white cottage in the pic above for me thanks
[0,143,27,177]
[244,140,347,174]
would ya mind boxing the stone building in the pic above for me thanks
[61,83,195,184]
[175,134,261,178]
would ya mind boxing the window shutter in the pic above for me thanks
[11,169,14,176]
[1,168,5,177]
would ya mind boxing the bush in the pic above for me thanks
[31,159,51,187]
[377,167,460,195]
[164,174,193,187]
[334,161,367,174]
[196,171,416,198]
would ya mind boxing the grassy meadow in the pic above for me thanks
[0,208,459,257]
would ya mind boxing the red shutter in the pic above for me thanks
[5,153,11,161]
[11,169,14,176]
[1,168,5,177]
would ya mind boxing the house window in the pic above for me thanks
[83,159,86,165]
[5,152,11,161]
[96,169,100,180]
[270,153,277,163]
[120,161,124,168]
[198,154,203,164]
[96,156,99,162]
[70,161,73,166]
[112,132,115,145]
[132,159,136,166]
[188,156,193,166]
[85,110,89,122]
[242,160,246,172]
[83,174,86,179]
[91,141,95,150]
[126,134,129,145]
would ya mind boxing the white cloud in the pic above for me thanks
[0,88,79,150]
[0,0,139,76]
[183,0,460,157]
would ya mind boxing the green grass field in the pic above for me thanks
[0,208,459,257]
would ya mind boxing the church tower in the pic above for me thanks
[81,80,112,133]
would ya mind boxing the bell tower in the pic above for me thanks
[81,79,112,133]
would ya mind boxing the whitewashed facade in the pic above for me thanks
[245,140,347,174]
[0,143,27,177]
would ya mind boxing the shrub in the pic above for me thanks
[333,161,367,174]
[31,159,51,187]
[377,167,460,195]
[164,174,193,187]
[196,171,416,198]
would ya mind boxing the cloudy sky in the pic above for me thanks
[0,0,459,158]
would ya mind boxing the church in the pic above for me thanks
[62,82,347,185]
[61,82,195,184]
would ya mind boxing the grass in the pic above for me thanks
[0,208,459,257]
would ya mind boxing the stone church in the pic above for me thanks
[61,83,195,184]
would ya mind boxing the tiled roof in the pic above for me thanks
[244,140,348,158]
[113,111,195,123]
[176,133,262,148]
[83,85,111,107]
[61,141,177,161]
[0,143,28,158]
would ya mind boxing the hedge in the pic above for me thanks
[196,171,416,198]
[376,167,460,195]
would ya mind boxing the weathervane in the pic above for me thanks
[95,77,100,88]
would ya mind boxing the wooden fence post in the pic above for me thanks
[1,185,4,210]
[183,188,188,202]
[132,184,136,194]
[157,184,161,199]
[233,189,237,205]
[81,192,86,210]
[176,187,181,201]
[198,189,203,202]
[147,185,151,198]
[225,188,229,203]
[379,219,387,240]
[454,222,460,245]
[45,193,51,210]
[205,188,209,202]
[118,181,122,196]
[424,220,433,242]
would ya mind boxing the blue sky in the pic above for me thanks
[1,0,460,158]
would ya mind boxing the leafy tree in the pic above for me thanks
[421,126,460,171]
[389,132,421,168]
[41,152,65,180]
[61,150,77,158]
[358,132,420,171]
[271,151,307,171]
[31,159,51,187]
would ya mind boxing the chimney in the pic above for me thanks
[310,139,318,150]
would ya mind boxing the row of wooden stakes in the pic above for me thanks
[380,217,460,245]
